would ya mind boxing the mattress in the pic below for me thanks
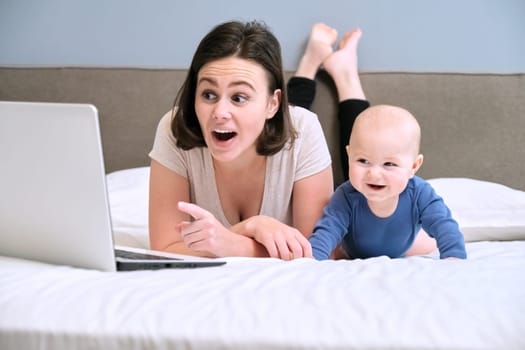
[1,241,524,350]
[1,167,524,350]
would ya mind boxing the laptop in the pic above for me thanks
[0,101,225,271]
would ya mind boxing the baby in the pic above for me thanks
[309,105,467,260]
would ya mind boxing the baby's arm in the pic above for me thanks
[309,183,353,260]
[418,182,467,259]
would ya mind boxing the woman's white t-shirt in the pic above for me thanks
[149,105,331,227]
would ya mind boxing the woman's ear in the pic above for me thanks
[267,89,281,119]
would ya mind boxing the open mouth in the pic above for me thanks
[367,184,386,190]
[213,129,237,142]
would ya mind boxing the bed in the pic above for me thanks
[1,68,524,349]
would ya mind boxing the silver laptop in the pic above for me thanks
[0,101,225,271]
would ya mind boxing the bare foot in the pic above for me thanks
[295,23,338,79]
[323,28,366,101]
[324,28,361,77]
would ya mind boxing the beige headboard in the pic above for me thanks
[1,67,523,190]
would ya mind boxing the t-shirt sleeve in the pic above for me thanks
[148,110,188,178]
[291,106,332,181]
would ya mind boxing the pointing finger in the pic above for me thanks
[177,201,213,220]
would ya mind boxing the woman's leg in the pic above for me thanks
[323,28,366,102]
[287,23,337,109]
[295,23,337,80]
[324,28,369,180]
[288,25,373,181]
[337,100,370,180]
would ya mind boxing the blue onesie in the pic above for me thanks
[309,176,467,260]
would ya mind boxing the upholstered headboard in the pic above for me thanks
[1,67,523,190]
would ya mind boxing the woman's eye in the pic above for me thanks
[231,94,248,104]
[201,91,216,101]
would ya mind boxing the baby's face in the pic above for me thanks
[347,113,421,206]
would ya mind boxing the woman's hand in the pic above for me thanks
[178,202,312,260]
[238,215,313,260]
[177,201,243,257]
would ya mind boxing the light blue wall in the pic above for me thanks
[1,0,524,72]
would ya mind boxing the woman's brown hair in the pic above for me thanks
[171,20,296,155]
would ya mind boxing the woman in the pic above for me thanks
[148,20,333,259]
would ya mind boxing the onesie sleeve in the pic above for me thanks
[416,179,467,259]
[309,182,353,260]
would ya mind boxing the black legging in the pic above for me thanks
[287,77,370,181]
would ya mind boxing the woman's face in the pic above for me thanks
[194,56,280,164]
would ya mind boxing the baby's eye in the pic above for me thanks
[357,158,369,165]
[231,94,248,104]
[384,162,397,167]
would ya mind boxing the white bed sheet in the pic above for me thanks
[1,241,524,350]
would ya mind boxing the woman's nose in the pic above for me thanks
[212,98,231,120]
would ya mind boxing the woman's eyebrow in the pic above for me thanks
[197,76,255,91]
[197,76,217,87]
[229,80,255,91]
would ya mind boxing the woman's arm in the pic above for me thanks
[231,166,333,259]
[149,160,268,257]
[148,159,193,254]
[292,166,333,237]
[149,151,332,259]
[230,215,312,259]
[176,201,269,258]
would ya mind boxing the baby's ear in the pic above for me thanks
[411,154,424,175]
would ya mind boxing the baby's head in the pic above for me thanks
[346,105,424,204]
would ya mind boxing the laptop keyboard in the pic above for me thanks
[114,249,181,261]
